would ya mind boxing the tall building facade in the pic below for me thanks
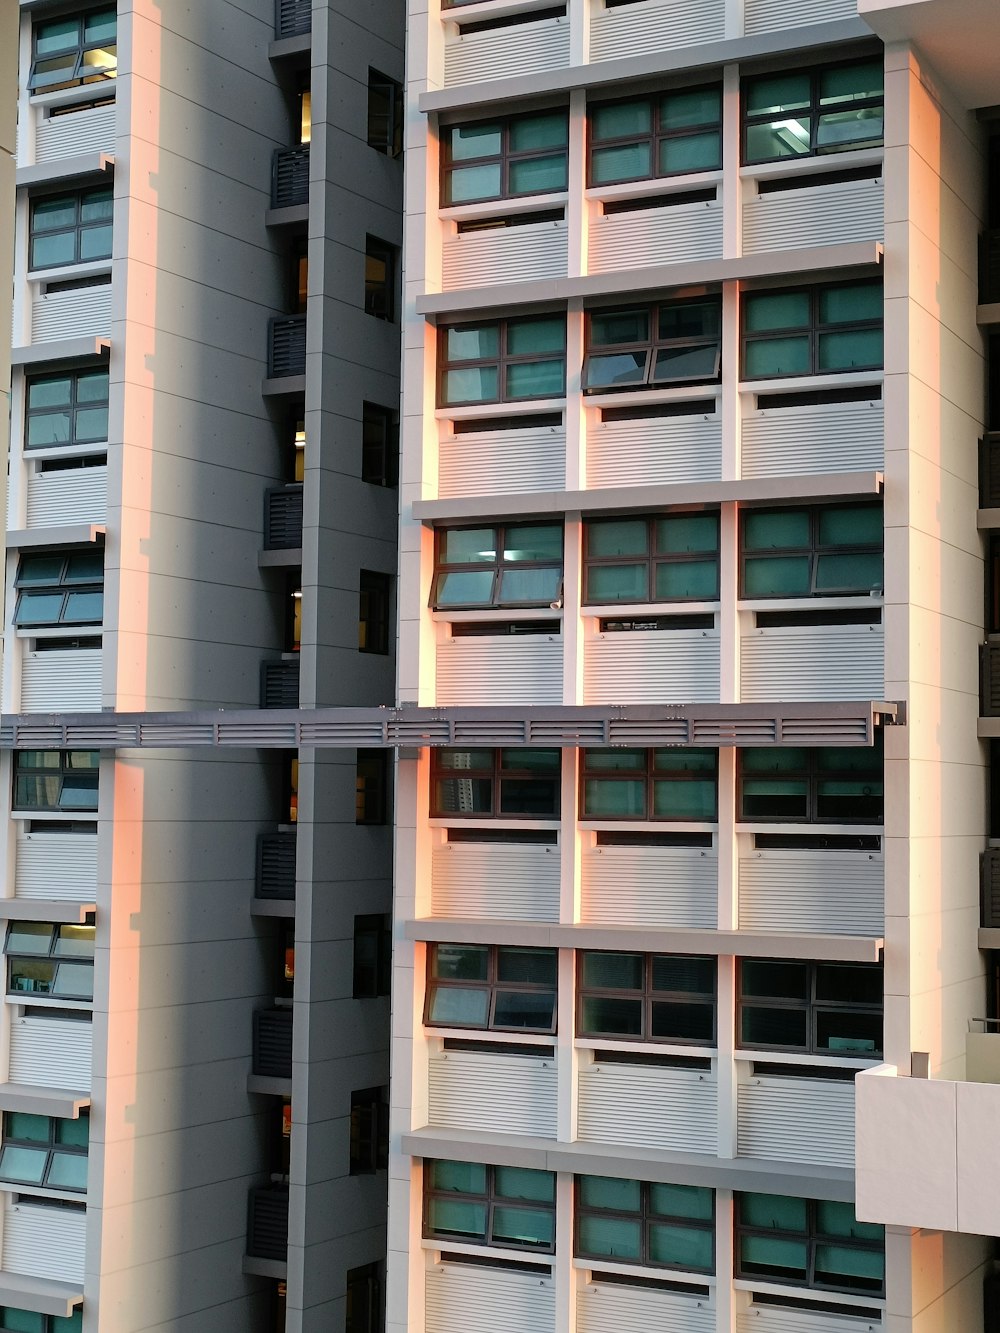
[390,3,999,1333]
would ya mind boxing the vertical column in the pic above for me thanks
[553,1173,578,1333]
[714,1189,736,1333]
[568,0,589,66]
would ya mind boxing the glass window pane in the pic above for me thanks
[655,560,718,600]
[581,952,643,990]
[818,506,881,547]
[814,552,882,593]
[657,517,718,554]
[650,1000,715,1042]
[497,776,559,817]
[659,130,721,175]
[9,958,57,993]
[433,945,489,981]
[815,1243,885,1288]
[443,367,499,405]
[743,556,811,598]
[15,592,65,626]
[47,1151,88,1191]
[54,926,95,958]
[587,563,648,603]
[19,555,65,584]
[820,62,884,105]
[427,986,489,1026]
[493,988,556,1028]
[745,510,812,551]
[6,1114,49,1143]
[591,310,648,346]
[433,776,493,813]
[591,143,652,184]
[79,225,113,261]
[492,1204,554,1248]
[446,326,500,360]
[51,963,94,998]
[744,292,810,334]
[653,749,716,773]
[63,591,104,623]
[26,413,72,447]
[659,302,720,341]
[427,1197,487,1239]
[504,525,562,563]
[817,109,884,152]
[500,748,561,774]
[584,351,647,390]
[744,337,811,379]
[745,120,812,162]
[510,114,568,152]
[30,54,79,90]
[585,749,646,772]
[74,406,109,442]
[591,102,652,141]
[77,370,109,403]
[661,89,721,129]
[508,319,565,357]
[33,198,78,231]
[505,359,564,399]
[57,1117,89,1149]
[589,520,649,558]
[0,1308,45,1332]
[448,164,502,203]
[429,1160,487,1193]
[816,1010,882,1054]
[440,529,497,565]
[741,1193,808,1231]
[80,190,113,223]
[31,232,77,269]
[742,959,807,999]
[818,328,883,372]
[434,571,495,606]
[36,18,80,55]
[84,10,118,43]
[652,779,716,819]
[580,1176,641,1211]
[437,749,493,772]
[820,283,882,325]
[28,376,72,409]
[816,963,882,1005]
[742,1005,808,1047]
[494,1167,555,1203]
[497,567,561,604]
[509,156,568,195]
[651,955,714,994]
[583,778,645,817]
[740,1234,808,1279]
[7,922,53,956]
[449,124,502,161]
[817,1200,883,1241]
[649,1222,713,1270]
[652,345,719,383]
[577,1215,641,1260]
[0,1146,47,1185]
[580,995,643,1035]
[651,1183,714,1220]
[746,74,811,116]
[496,947,557,986]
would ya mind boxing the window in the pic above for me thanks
[589,86,721,186]
[583,299,721,393]
[741,503,882,598]
[25,368,109,450]
[432,524,562,610]
[6,922,96,1002]
[443,111,568,205]
[439,317,566,406]
[14,551,103,628]
[581,748,718,821]
[13,752,99,813]
[426,943,557,1033]
[353,914,390,999]
[738,959,883,1056]
[743,60,884,165]
[576,1176,714,1272]
[346,1262,383,1333]
[0,1310,82,1333]
[361,404,398,487]
[424,1160,556,1252]
[0,1112,88,1195]
[359,571,391,654]
[431,748,561,819]
[368,70,403,157]
[742,281,882,379]
[298,78,311,145]
[364,238,396,320]
[584,514,719,603]
[578,952,715,1044]
[350,1088,389,1174]
[738,740,883,824]
[29,187,113,271]
[736,1193,884,1296]
[29,8,116,92]
[356,750,389,825]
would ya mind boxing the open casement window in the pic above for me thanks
[431,748,561,819]
[424,1160,556,1252]
[0,1111,89,1194]
[736,1193,885,1296]
[0,1310,83,1333]
[25,368,109,450]
[15,551,104,628]
[584,513,719,603]
[368,70,403,157]
[576,1176,715,1273]
[443,111,569,205]
[738,739,883,824]
[589,85,722,186]
[6,921,96,1002]
[581,748,718,821]
[364,237,397,320]
[345,1262,383,1333]
[738,958,883,1057]
[350,1087,389,1174]
[425,943,557,1033]
[743,59,884,165]
[741,281,883,380]
[583,299,721,393]
[361,403,398,487]
[29,187,113,271]
[577,952,716,1044]
[432,523,563,610]
[13,751,99,813]
[439,317,566,407]
[740,502,882,598]
[29,9,117,93]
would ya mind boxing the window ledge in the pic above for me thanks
[576,1038,716,1060]
[10,810,98,823]
[16,626,103,641]
[427,817,561,831]
[585,386,720,412]
[428,1028,556,1047]
[574,1258,716,1287]
[21,441,109,463]
[7,523,105,550]
[29,83,116,113]
[739,146,883,184]
[741,371,883,398]
[586,170,723,206]
[431,608,562,623]
[738,596,883,613]
[422,1236,554,1268]
[585,602,719,619]
[736,822,882,836]
[436,399,565,422]
[735,1050,881,1072]
[7,995,93,1012]
[439,193,568,224]
[0,900,95,924]
[0,1269,82,1319]
[26,259,112,286]
[1,1182,85,1206]
[441,0,564,25]
[734,1279,885,1313]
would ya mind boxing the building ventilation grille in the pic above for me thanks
[272,145,310,209]
[260,660,301,710]
[247,1185,289,1260]
[253,1009,293,1078]
[264,484,303,549]
[275,0,310,39]
[257,831,297,901]
[268,316,306,378]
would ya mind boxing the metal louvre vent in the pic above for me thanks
[268,316,306,378]
[264,484,303,550]
[982,849,1000,928]
[272,146,309,209]
[257,832,297,901]
[247,1185,289,1260]
[981,229,1000,304]
[981,643,1000,717]
[253,1009,292,1078]
[982,436,1000,508]
[260,660,300,709]
[275,0,310,39]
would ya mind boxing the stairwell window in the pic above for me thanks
[359,571,391,654]
[583,299,721,393]
[6,921,96,1002]
[588,85,722,186]
[740,502,882,598]
[738,958,883,1057]
[431,748,561,819]
[439,317,566,406]
[738,740,883,824]
[443,111,568,205]
[364,237,397,320]
[578,951,716,1044]
[741,281,883,379]
[584,513,719,603]
[425,943,557,1032]
[14,551,104,628]
[576,1176,715,1273]
[25,368,109,450]
[30,187,113,271]
[424,1160,556,1252]
[368,70,403,157]
[581,748,718,821]
[432,523,562,609]
[29,9,117,92]
[736,1193,884,1296]
[0,1112,89,1194]
[742,59,884,164]
[13,751,99,813]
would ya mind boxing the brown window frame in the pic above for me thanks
[587,84,723,188]
[583,512,720,605]
[442,109,569,206]
[737,958,884,1058]
[582,298,722,394]
[430,747,561,820]
[438,316,567,408]
[424,942,558,1035]
[580,747,719,822]
[431,522,564,611]
[577,951,717,1045]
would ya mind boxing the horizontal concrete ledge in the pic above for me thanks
[980,928,1000,949]
[243,1255,287,1280]
[268,32,311,60]
[979,718,1000,738]
[414,471,885,524]
[6,523,105,550]
[0,1083,90,1119]
[0,1270,82,1318]
[248,1074,292,1097]
[16,153,113,189]
[266,203,309,228]
[11,337,109,367]
[251,898,296,919]
[417,242,883,318]
[258,547,302,568]
[0,899,94,924]
[978,303,1000,326]
[262,374,306,397]
[420,18,875,113]
[402,1126,855,1202]
[978,508,1000,530]
[405,919,883,962]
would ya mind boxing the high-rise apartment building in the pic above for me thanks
[390,3,1000,1333]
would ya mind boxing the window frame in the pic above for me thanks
[28,8,117,94]
[359,571,392,655]
[737,739,883,826]
[345,1261,384,1333]
[356,749,389,825]
[349,1087,389,1175]
[367,69,403,158]
[431,522,564,611]
[29,186,114,272]
[583,512,720,605]
[430,748,561,820]
[577,951,717,1046]
[5,921,96,1003]
[423,1160,557,1254]
[438,316,567,408]
[14,550,104,629]
[353,914,391,999]
[740,281,883,381]
[0,1308,83,1333]
[587,84,723,188]
[739,502,883,599]
[12,751,99,814]
[580,747,719,822]
[742,58,885,167]
[24,367,110,452]
[575,1175,715,1274]
[737,958,883,1058]
[364,236,397,321]
[425,942,558,1035]
[442,109,569,207]
[735,1192,885,1297]
[361,403,398,487]
[0,1111,89,1196]
[583,298,722,394]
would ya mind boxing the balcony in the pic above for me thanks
[253,1008,292,1079]
[275,0,310,39]
[982,230,1000,304]
[263,484,303,550]
[271,146,309,210]
[267,315,306,379]
[247,1184,289,1261]
[260,659,300,709]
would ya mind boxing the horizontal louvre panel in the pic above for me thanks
[257,832,296,900]
[34,101,116,162]
[427,1263,555,1333]
[578,1282,715,1333]
[263,485,303,549]
[432,842,560,921]
[32,285,111,343]
[741,625,883,703]
[26,466,107,527]
[739,850,884,935]
[590,0,725,60]
[587,415,722,487]
[585,631,719,705]
[247,1186,289,1259]
[439,426,565,497]
[268,316,306,377]
[276,0,311,38]
[578,1061,718,1153]
[582,846,717,927]
[16,833,97,902]
[437,636,563,707]
[21,650,102,713]
[9,1016,92,1090]
[443,221,567,290]
[253,1010,292,1078]
[260,660,300,709]
[743,178,883,254]
[738,1076,855,1169]
[744,0,858,33]
[272,145,309,209]
[2,1203,86,1283]
[737,1308,881,1333]
[741,401,884,477]
[444,17,570,87]
[428,1049,557,1138]
[590,202,722,272]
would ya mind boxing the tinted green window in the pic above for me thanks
[589,85,721,185]
[744,62,883,164]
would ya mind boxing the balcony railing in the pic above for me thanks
[275,0,310,39]
[268,315,306,378]
[981,434,1000,508]
[253,1008,292,1078]
[264,484,303,550]
[981,230,1000,304]
[247,1185,289,1261]
[260,659,300,709]
[981,642,1000,716]
[257,831,297,901]
[272,146,309,209]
